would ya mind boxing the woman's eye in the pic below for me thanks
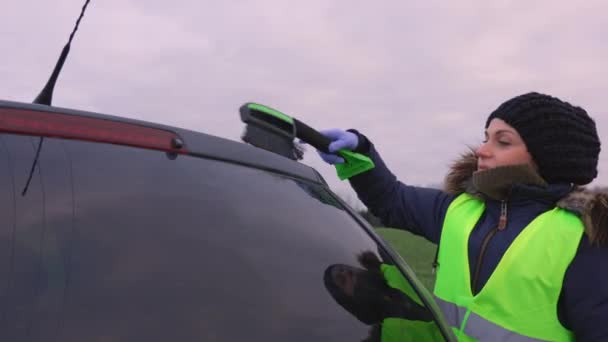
[498,140,510,146]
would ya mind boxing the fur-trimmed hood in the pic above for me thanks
[443,150,608,247]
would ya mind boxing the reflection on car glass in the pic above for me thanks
[294,180,342,209]
[324,251,444,342]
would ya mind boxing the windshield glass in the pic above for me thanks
[2,138,447,341]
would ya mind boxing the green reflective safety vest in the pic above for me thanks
[380,264,446,342]
[434,193,584,341]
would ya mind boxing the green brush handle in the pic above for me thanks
[292,119,332,153]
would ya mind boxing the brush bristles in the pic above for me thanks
[242,125,303,160]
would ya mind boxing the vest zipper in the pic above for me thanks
[497,200,508,231]
[471,200,508,295]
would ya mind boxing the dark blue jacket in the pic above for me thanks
[349,136,608,341]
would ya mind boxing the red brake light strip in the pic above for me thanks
[0,107,187,154]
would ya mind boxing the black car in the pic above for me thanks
[0,99,456,341]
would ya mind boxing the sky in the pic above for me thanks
[3,0,607,208]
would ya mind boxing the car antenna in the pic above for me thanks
[23,0,91,197]
[33,0,91,105]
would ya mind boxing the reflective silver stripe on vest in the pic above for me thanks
[435,297,544,341]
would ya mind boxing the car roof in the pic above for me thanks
[0,99,325,184]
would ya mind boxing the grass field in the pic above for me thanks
[375,227,437,291]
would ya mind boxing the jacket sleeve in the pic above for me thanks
[347,131,456,244]
[559,238,608,341]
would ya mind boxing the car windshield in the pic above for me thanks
[1,137,447,341]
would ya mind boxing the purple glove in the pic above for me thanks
[317,129,359,164]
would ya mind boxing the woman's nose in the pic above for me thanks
[476,142,491,158]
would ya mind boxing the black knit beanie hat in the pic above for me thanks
[485,92,601,185]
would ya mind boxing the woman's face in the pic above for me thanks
[476,118,535,171]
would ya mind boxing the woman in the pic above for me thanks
[317,92,607,341]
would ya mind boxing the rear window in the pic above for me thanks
[2,137,447,341]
